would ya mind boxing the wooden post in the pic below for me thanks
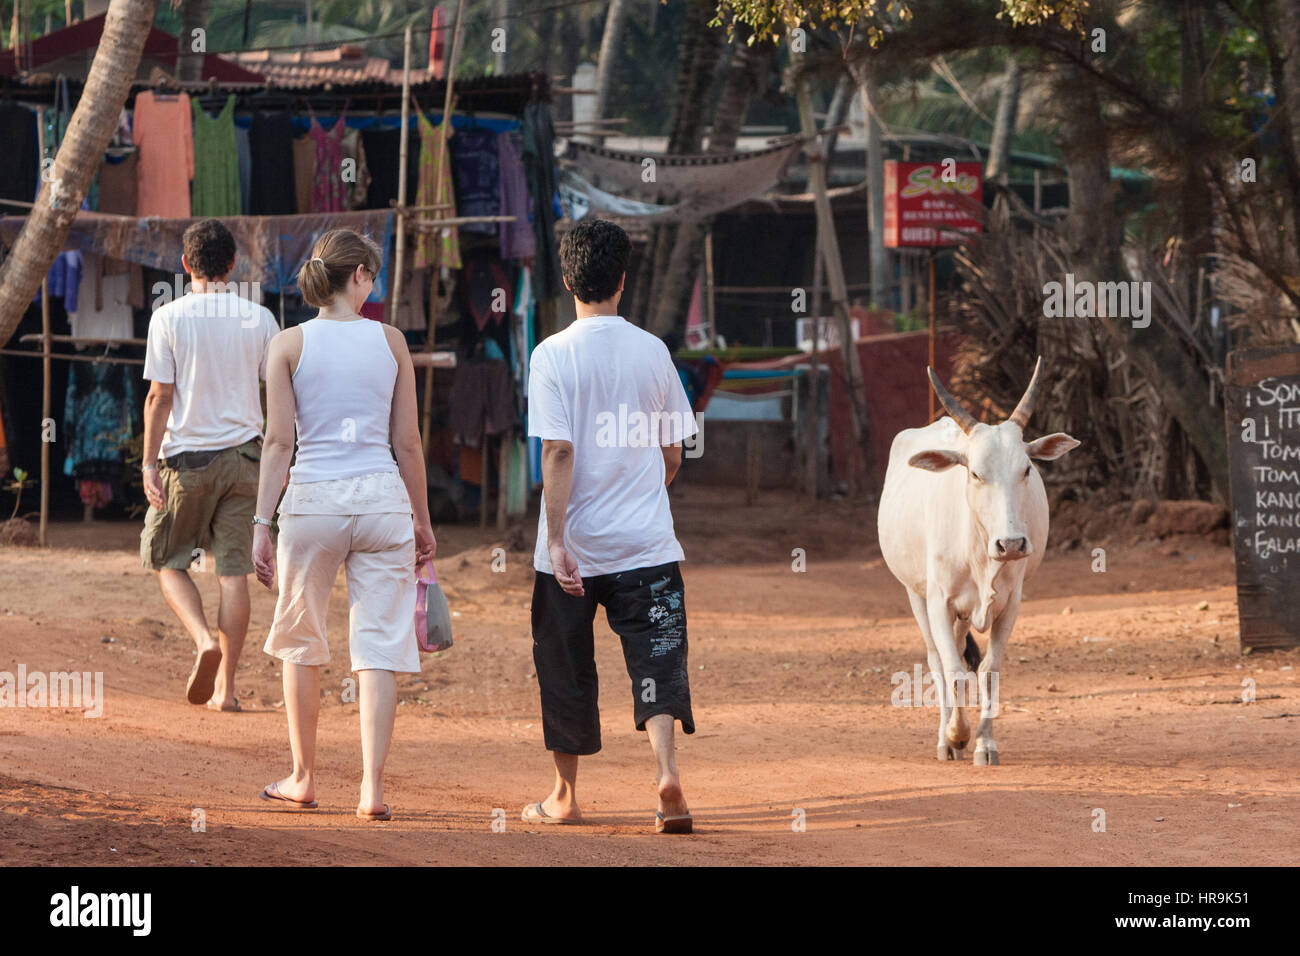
[806,227,823,499]
[37,105,49,547]
[928,248,936,422]
[703,225,716,345]
[745,423,760,505]
[496,430,509,531]
[419,247,441,456]
[391,23,413,325]
[795,66,870,496]
[39,277,50,547]
[479,431,489,528]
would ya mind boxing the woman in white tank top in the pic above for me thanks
[251,229,435,822]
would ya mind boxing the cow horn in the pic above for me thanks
[1008,356,1044,429]
[927,367,978,434]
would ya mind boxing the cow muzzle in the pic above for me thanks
[993,536,1030,561]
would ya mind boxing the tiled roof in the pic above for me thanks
[230,45,412,88]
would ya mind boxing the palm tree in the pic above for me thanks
[0,0,160,349]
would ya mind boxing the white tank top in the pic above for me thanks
[289,318,400,484]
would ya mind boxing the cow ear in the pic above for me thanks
[1026,433,1080,460]
[908,449,967,472]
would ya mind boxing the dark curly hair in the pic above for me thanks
[182,219,236,280]
[559,218,630,304]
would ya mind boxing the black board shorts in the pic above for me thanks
[531,561,695,756]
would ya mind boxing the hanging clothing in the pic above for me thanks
[340,127,371,210]
[498,130,535,260]
[414,113,461,269]
[192,94,241,217]
[249,111,296,216]
[362,126,420,212]
[520,102,562,299]
[62,361,136,482]
[134,91,193,218]
[448,125,499,235]
[310,114,348,213]
[98,150,138,215]
[394,265,428,332]
[235,125,252,215]
[46,251,83,312]
[0,103,38,203]
[69,253,135,341]
[449,359,514,446]
[293,133,316,214]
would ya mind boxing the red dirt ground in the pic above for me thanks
[1,485,1296,866]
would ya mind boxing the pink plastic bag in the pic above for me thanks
[415,562,453,653]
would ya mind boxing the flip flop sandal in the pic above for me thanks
[655,811,693,834]
[357,804,393,821]
[186,647,222,705]
[521,801,576,825]
[259,782,318,810]
[206,698,243,712]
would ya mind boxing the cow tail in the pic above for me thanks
[962,633,982,672]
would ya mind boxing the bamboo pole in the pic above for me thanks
[390,22,413,326]
[418,0,467,458]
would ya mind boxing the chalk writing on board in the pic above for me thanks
[1238,377,1300,559]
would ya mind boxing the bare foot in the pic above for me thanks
[521,795,582,823]
[185,642,222,705]
[657,774,689,819]
[269,775,314,805]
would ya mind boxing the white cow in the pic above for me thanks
[878,358,1079,764]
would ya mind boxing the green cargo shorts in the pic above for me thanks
[140,438,261,576]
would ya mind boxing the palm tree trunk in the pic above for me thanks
[0,0,159,348]
[178,0,211,82]
[593,0,630,123]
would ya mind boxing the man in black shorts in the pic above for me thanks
[521,219,697,833]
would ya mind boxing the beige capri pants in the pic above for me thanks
[263,512,420,673]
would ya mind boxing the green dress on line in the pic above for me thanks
[191,94,241,218]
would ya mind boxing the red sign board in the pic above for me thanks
[883,160,983,248]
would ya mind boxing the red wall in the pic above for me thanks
[820,329,962,489]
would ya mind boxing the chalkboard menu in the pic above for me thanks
[1225,345,1300,651]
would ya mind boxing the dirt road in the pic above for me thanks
[1,487,1296,865]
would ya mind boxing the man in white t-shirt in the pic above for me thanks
[521,218,698,834]
[139,220,278,711]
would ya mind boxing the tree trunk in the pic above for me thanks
[177,0,211,83]
[629,0,720,327]
[849,58,889,309]
[593,0,630,123]
[986,56,1020,184]
[1051,59,1229,500]
[0,0,159,348]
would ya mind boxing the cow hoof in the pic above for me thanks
[974,749,1000,766]
[937,744,961,761]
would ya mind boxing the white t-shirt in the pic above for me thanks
[143,291,278,457]
[528,314,697,577]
